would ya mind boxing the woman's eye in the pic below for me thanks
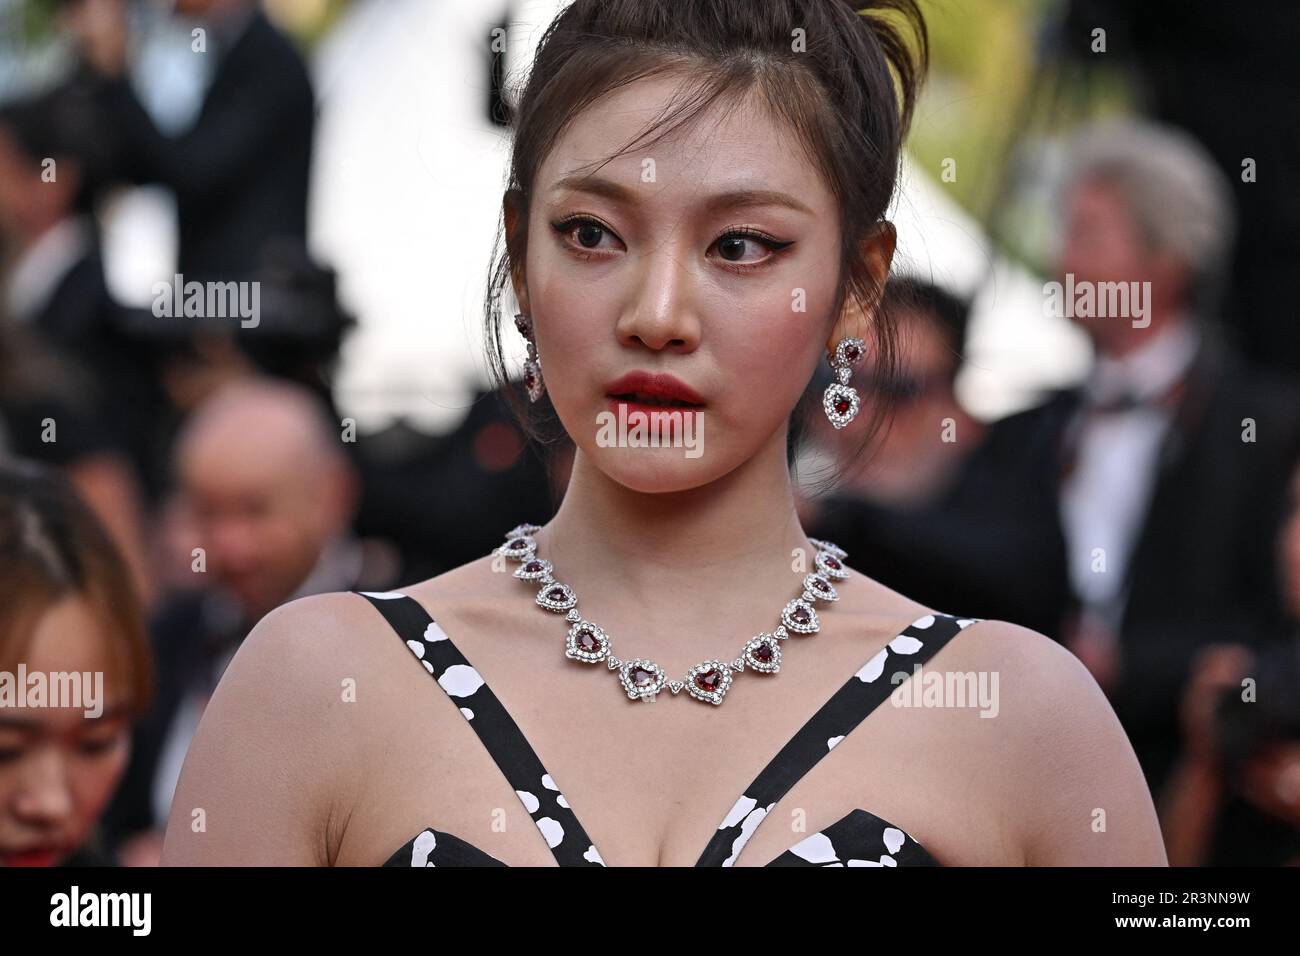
[711,231,793,266]
[77,736,122,758]
[553,217,621,254]
[0,747,22,764]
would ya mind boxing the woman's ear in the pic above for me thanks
[503,189,530,314]
[863,221,898,296]
[826,221,897,354]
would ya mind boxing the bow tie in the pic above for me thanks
[1058,372,1191,482]
[1082,369,1190,416]
[1082,389,1148,415]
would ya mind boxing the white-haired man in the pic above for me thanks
[946,119,1300,801]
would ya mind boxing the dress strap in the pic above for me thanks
[356,591,606,866]
[695,612,980,866]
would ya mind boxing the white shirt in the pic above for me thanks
[1058,319,1202,630]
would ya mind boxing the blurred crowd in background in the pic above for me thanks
[1,0,1298,869]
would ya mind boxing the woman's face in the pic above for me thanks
[0,597,131,867]
[511,73,883,492]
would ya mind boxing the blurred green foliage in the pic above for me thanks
[907,0,1136,265]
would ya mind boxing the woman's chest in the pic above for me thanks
[333,668,1018,866]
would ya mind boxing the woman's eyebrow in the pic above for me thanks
[550,173,814,215]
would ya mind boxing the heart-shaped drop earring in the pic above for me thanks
[514,311,545,403]
[822,336,865,428]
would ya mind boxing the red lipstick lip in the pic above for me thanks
[604,371,706,406]
[3,845,65,867]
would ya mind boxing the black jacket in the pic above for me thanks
[91,11,314,281]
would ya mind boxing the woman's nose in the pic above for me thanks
[615,242,702,352]
[12,748,75,825]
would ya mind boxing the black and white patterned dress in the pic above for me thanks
[358,591,979,867]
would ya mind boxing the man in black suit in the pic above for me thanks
[953,120,1300,798]
[63,0,314,282]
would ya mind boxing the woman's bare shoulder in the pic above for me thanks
[243,589,388,657]
[161,559,504,865]
[160,592,381,864]
[935,617,1168,865]
[245,552,501,648]
[841,566,1165,865]
[219,552,504,689]
[842,566,1093,691]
